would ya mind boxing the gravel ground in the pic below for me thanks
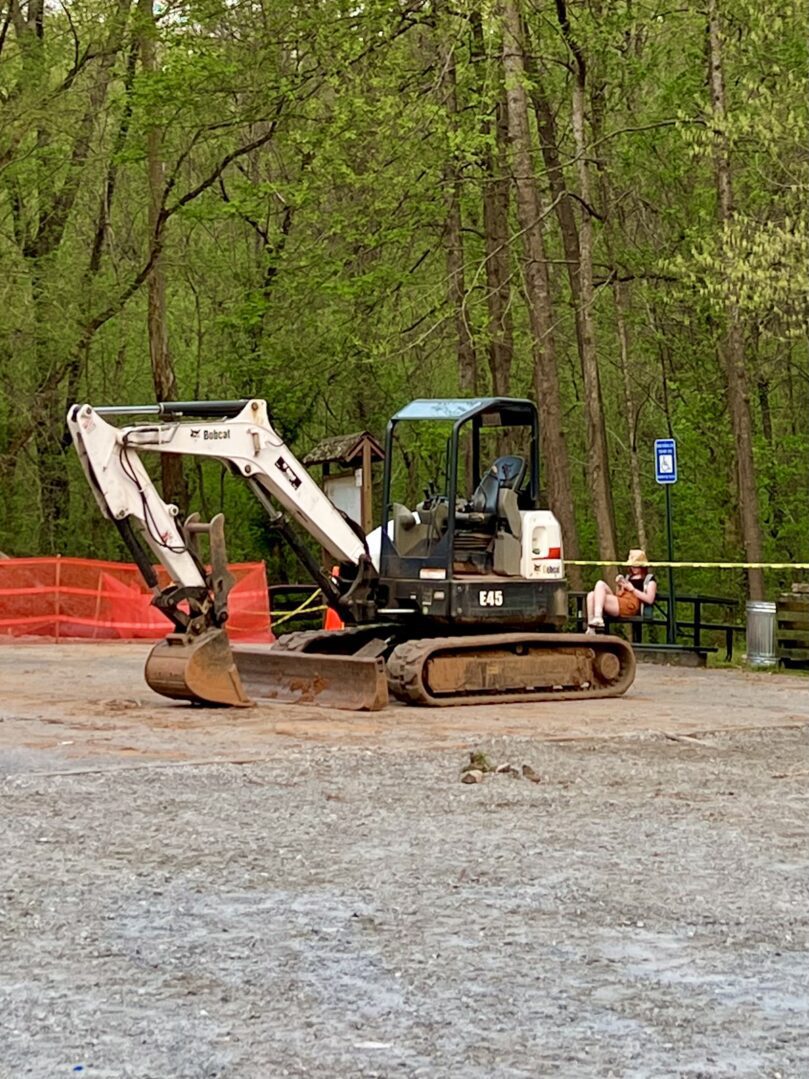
[2,718,808,1078]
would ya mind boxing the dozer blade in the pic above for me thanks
[145,628,253,707]
[232,644,389,711]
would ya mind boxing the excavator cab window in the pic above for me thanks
[386,420,454,558]
[388,423,452,509]
[380,397,541,578]
[474,424,533,507]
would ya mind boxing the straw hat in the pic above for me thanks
[625,549,649,567]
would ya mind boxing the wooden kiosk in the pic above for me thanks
[302,431,384,535]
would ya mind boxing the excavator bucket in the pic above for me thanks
[145,627,253,707]
[232,644,389,711]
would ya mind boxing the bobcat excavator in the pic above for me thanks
[66,396,635,710]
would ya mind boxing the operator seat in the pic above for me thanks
[467,455,527,517]
[493,454,527,490]
[454,455,527,575]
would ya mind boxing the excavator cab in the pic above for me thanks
[377,398,567,629]
[382,399,538,556]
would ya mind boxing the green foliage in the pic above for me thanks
[0,0,805,602]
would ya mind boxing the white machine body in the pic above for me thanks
[519,510,565,580]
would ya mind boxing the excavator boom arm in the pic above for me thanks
[68,399,367,573]
[66,398,374,708]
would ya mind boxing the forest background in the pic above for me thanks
[0,0,806,600]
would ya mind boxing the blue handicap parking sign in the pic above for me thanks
[654,438,677,484]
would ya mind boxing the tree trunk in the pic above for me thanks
[442,44,477,397]
[751,325,783,543]
[707,0,764,599]
[470,11,513,397]
[614,279,647,551]
[23,0,130,552]
[483,98,514,398]
[139,0,187,512]
[599,164,647,555]
[555,0,616,563]
[441,41,477,490]
[500,0,581,587]
[586,38,646,563]
[523,40,584,358]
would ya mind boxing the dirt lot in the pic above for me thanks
[1,643,807,1078]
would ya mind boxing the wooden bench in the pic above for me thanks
[675,594,744,661]
[604,604,718,666]
[776,590,809,668]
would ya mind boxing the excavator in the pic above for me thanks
[66,396,635,710]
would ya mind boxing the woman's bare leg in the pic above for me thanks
[590,581,623,622]
[601,591,621,618]
[592,579,611,620]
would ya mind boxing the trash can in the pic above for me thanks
[746,600,776,666]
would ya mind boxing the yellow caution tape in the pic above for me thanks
[271,564,804,626]
[270,588,327,628]
[565,560,809,570]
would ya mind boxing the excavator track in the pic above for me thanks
[386,632,635,707]
[272,626,382,653]
[236,628,634,711]
[272,629,325,652]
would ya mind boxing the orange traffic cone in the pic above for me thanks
[324,566,344,631]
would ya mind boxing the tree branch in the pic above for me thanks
[0,0,14,58]
[567,190,604,221]
[164,112,284,221]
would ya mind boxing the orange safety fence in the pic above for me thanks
[0,557,272,642]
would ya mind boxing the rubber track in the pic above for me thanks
[273,629,332,652]
[386,633,635,707]
[273,625,395,654]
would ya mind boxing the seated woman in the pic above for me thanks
[586,549,657,632]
